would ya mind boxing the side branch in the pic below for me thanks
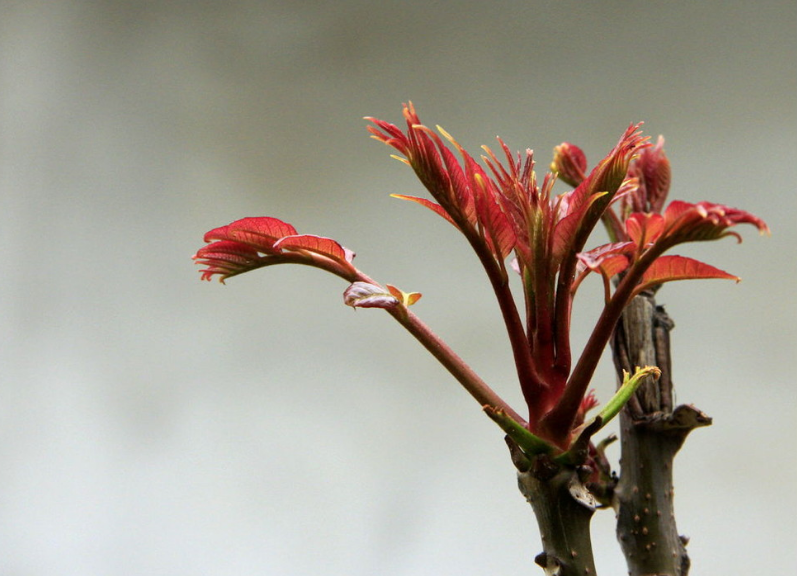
[386,305,526,426]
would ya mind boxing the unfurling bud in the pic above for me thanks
[626,135,671,214]
[343,281,399,309]
[551,142,587,187]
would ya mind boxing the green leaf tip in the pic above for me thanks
[560,366,660,464]
[593,366,661,433]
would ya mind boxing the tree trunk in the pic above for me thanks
[510,440,598,576]
[611,292,711,576]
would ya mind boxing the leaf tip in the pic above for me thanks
[386,284,422,306]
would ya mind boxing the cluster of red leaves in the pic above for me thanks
[366,104,767,442]
[194,103,768,447]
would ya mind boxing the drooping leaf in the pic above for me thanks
[661,200,693,224]
[343,281,400,309]
[195,240,260,261]
[274,234,355,268]
[204,217,298,253]
[662,200,770,244]
[193,240,266,282]
[195,217,361,283]
[632,255,739,296]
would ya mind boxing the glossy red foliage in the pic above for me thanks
[194,217,357,283]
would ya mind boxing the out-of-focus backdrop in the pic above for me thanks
[2,1,795,574]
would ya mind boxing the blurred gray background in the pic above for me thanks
[1,1,795,574]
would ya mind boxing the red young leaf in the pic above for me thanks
[576,389,600,425]
[391,194,460,229]
[204,217,298,253]
[365,118,407,149]
[369,106,484,232]
[193,240,266,283]
[633,255,739,296]
[662,200,770,244]
[577,253,630,280]
[482,143,538,266]
[625,212,665,247]
[552,209,585,264]
[558,124,649,234]
[573,241,634,293]
[274,234,355,268]
[593,254,630,278]
[552,185,610,263]
[472,174,516,260]
[551,142,587,188]
[195,240,260,260]
[343,282,400,309]
[625,135,671,214]
[195,217,358,282]
[432,125,478,224]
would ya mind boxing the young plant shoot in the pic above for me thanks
[194,103,767,575]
